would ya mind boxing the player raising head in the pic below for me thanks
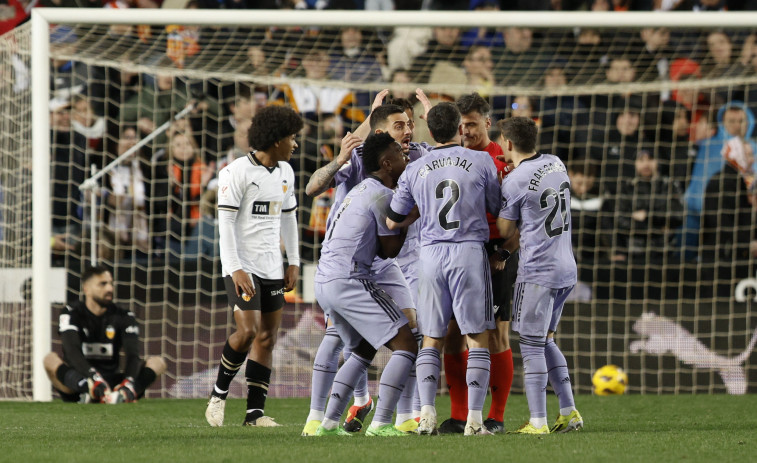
[206,104,303,428]
[312,132,417,437]
[494,116,582,435]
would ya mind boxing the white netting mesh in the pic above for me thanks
[2,12,757,400]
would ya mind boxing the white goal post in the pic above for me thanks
[26,8,757,401]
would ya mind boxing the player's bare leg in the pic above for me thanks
[245,308,283,426]
[440,319,468,434]
[206,308,257,427]
[485,320,513,433]
[463,331,492,435]
[44,352,74,395]
[416,335,445,434]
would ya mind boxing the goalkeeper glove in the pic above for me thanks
[87,369,111,403]
[113,377,138,403]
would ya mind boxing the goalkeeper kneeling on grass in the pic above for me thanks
[43,265,166,404]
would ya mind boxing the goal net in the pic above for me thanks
[3,9,756,401]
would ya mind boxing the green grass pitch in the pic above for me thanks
[3,395,756,462]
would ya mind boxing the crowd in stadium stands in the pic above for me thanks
[3,0,757,300]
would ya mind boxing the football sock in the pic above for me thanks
[487,349,513,421]
[395,342,417,421]
[416,347,441,407]
[211,340,247,399]
[545,338,576,412]
[412,329,423,417]
[373,350,416,426]
[466,348,490,413]
[343,346,370,406]
[520,335,548,420]
[310,327,343,413]
[444,350,468,421]
[324,353,371,423]
[55,364,87,393]
[134,366,157,397]
[245,359,271,420]
[467,409,483,424]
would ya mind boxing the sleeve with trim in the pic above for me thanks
[217,166,244,274]
[388,169,415,221]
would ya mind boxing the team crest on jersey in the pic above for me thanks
[105,325,116,340]
[282,179,289,194]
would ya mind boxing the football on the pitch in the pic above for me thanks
[592,364,628,395]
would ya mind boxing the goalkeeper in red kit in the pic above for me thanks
[43,265,166,403]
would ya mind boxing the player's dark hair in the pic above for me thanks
[497,117,538,154]
[567,156,598,177]
[248,105,304,152]
[427,102,461,144]
[82,265,110,284]
[456,92,490,117]
[362,132,397,173]
[388,98,414,114]
[370,104,405,131]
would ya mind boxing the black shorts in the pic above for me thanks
[485,240,519,322]
[224,273,285,313]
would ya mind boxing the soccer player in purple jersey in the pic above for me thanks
[387,102,501,436]
[493,117,583,435]
[302,93,432,436]
[313,133,417,437]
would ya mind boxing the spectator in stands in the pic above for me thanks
[539,65,587,160]
[632,27,671,82]
[568,157,605,284]
[273,48,367,126]
[159,130,215,254]
[646,103,696,187]
[494,27,542,86]
[462,45,495,97]
[50,99,86,257]
[567,28,609,85]
[701,31,745,78]
[602,148,685,264]
[669,59,714,130]
[408,27,465,83]
[389,69,416,101]
[219,84,256,154]
[590,106,645,191]
[460,0,505,49]
[702,137,757,274]
[100,126,151,262]
[184,189,219,260]
[329,27,383,83]
[386,27,432,74]
[121,73,220,155]
[683,102,756,253]
[71,95,106,152]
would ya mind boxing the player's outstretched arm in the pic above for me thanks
[352,89,389,140]
[305,131,363,197]
[386,205,419,230]
[415,88,433,121]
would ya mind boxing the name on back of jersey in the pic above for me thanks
[418,156,473,178]
[528,161,567,191]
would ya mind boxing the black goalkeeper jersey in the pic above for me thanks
[58,301,141,378]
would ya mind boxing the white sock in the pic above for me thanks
[395,413,413,425]
[530,417,548,429]
[560,406,577,416]
[421,404,436,417]
[321,417,339,430]
[467,409,483,424]
[306,409,324,422]
[369,420,388,429]
[353,394,370,407]
[412,409,421,420]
